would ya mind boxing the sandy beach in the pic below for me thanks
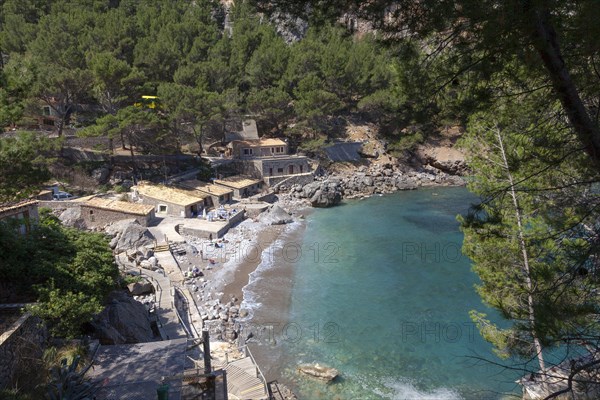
[183,201,309,382]
[219,224,286,306]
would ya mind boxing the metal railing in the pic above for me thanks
[171,287,192,338]
[173,286,198,339]
[139,269,167,339]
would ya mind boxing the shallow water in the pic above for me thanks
[245,187,527,399]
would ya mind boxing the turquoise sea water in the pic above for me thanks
[275,187,523,399]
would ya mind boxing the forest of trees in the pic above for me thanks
[0,0,441,158]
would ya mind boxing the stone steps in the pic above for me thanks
[225,358,268,399]
[170,243,186,255]
[154,243,170,253]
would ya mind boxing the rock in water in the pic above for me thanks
[310,186,342,208]
[297,363,339,382]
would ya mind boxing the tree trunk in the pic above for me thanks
[526,4,600,166]
[496,126,548,389]
[128,130,138,184]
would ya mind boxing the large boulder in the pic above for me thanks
[91,166,111,184]
[59,207,85,229]
[127,279,154,295]
[298,363,339,382]
[136,245,154,260]
[395,178,418,191]
[106,220,155,253]
[92,291,155,344]
[259,205,294,225]
[310,184,342,208]
[301,181,322,199]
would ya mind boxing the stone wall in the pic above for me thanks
[179,210,246,239]
[64,136,112,151]
[255,157,310,178]
[138,197,190,218]
[249,191,277,203]
[80,205,154,229]
[61,147,110,162]
[180,224,230,239]
[0,313,47,389]
[267,172,314,188]
[38,200,82,211]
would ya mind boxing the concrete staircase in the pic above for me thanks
[225,357,268,400]
[154,242,170,253]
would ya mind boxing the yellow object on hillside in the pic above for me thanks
[134,95,160,109]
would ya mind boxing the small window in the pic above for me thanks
[89,210,94,214]
[277,168,284,173]
[42,106,51,116]
[158,205,167,213]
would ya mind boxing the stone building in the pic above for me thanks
[81,198,155,228]
[177,179,233,207]
[133,183,208,218]
[213,176,262,199]
[224,136,311,186]
[251,156,311,179]
[0,200,39,234]
[226,138,288,159]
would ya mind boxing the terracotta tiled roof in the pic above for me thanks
[227,138,287,148]
[0,199,38,215]
[84,198,154,216]
[258,138,286,146]
[135,184,207,206]
[213,176,261,190]
[177,180,233,196]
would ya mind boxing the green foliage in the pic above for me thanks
[121,274,141,286]
[298,135,328,155]
[387,130,424,155]
[0,211,118,338]
[45,356,98,400]
[0,0,432,148]
[0,388,36,400]
[31,291,104,339]
[0,132,60,202]
[459,97,600,364]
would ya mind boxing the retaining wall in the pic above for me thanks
[0,313,47,389]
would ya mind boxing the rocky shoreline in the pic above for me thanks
[276,162,466,208]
